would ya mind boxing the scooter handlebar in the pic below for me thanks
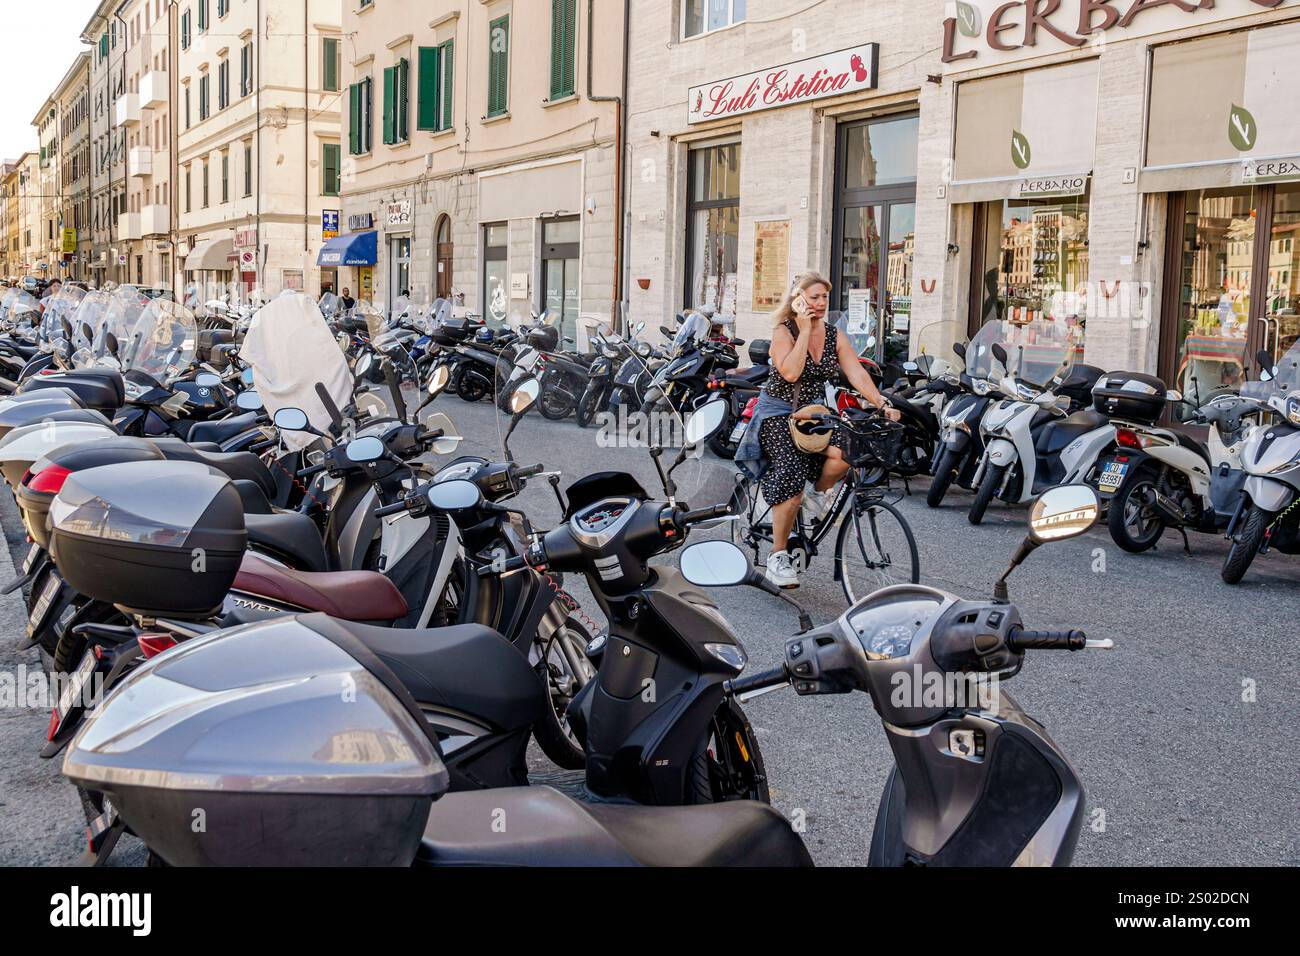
[1007,628,1094,651]
[725,665,790,696]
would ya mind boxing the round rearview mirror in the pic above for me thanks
[679,540,751,588]
[426,479,481,512]
[235,390,263,412]
[355,392,389,418]
[991,343,1008,365]
[354,352,373,376]
[635,321,646,333]
[345,435,386,463]
[684,398,728,447]
[511,377,540,414]
[241,367,254,385]
[903,361,919,372]
[428,364,450,395]
[1165,389,1183,403]
[1029,484,1099,544]
[953,342,967,359]
[273,407,310,431]
[195,372,221,388]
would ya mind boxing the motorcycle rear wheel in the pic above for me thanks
[538,375,578,420]
[1107,468,1166,553]
[452,364,489,403]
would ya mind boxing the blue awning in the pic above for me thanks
[317,231,377,267]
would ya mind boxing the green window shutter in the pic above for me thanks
[323,144,340,196]
[550,0,576,100]
[440,41,454,131]
[198,0,206,32]
[382,66,396,145]
[323,39,339,93]
[416,47,439,132]
[363,77,374,152]
[397,58,410,142]
[487,16,509,117]
[99,33,108,60]
[348,83,361,154]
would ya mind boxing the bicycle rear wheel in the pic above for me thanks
[835,497,919,604]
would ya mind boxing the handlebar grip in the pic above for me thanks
[296,463,326,478]
[725,665,789,696]
[680,503,732,525]
[513,462,544,479]
[1008,628,1087,650]
[373,499,411,518]
[478,554,528,577]
[250,438,278,452]
[417,427,444,442]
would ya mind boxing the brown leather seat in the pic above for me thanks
[233,554,409,622]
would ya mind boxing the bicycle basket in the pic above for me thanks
[844,415,905,471]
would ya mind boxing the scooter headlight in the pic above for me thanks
[704,642,747,672]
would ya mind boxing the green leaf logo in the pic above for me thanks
[1011,129,1032,170]
[956,1,982,38]
[1228,104,1258,151]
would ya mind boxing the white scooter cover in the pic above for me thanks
[240,293,352,452]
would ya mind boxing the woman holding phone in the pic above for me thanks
[736,271,900,588]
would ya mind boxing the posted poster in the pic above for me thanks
[752,219,790,311]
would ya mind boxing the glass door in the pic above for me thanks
[540,217,580,348]
[1264,183,1300,362]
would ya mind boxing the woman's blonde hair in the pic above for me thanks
[771,271,831,328]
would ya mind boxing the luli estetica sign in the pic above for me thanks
[687,45,879,124]
[943,0,1295,66]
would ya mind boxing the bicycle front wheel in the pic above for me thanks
[835,497,919,604]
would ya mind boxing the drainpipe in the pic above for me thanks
[114,8,129,285]
[304,0,309,280]
[255,0,262,297]
[587,0,629,324]
[168,0,178,294]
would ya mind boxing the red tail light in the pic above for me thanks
[837,392,863,413]
[1115,428,1143,450]
[24,464,71,495]
[138,633,179,660]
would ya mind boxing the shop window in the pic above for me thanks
[483,222,509,327]
[541,216,580,348]
[685,143,740,319]
[969,194,1090,369]
[435,214,453,299]
[683,0,746,39]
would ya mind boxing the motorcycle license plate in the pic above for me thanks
[730,422,747,442]
[1098,460,1128,493]
[55,650,98,722]
[21,543,39,576]
[27,573,61,636]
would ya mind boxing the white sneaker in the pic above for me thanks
[765,550,799,589]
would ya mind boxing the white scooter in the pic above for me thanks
[968,341,1110,525]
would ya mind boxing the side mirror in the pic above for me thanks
[994,484,1099,601]
[679,540,752,588]
[510,377,540,415]
[426,479,481,512]
[991,343,1008,366]
[427,364,450,396]
[235,390,263,412]
[419,411,462,454]
[683,397,728,448]
[354,352,373,378]
[635,321,646,333]
[104,332,119,358]
[345,435,386,463]
[273,407,310,431]
[953,341,967,359]
[1165,389,1183,404]
[195,371,222,388]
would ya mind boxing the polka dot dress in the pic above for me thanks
[759,319,846,506]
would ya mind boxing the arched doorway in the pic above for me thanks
[435,214,453,299]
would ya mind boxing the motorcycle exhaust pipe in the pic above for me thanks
[1141,486,1186,525]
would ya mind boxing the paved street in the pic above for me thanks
[1,395,1297,866]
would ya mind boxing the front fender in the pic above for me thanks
[986,437,1017,467]
[1244,474,1294,513]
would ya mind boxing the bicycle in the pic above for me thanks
[729,408,920,604]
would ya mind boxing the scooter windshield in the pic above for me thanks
[672,312,709,352]
[41,286,88,343]
[120,301,198,382]
[911,318,965,377]
[1245,339,1300,405]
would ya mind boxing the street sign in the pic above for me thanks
[323,210,339,239]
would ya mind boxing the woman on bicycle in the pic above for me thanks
[736,271,900,588]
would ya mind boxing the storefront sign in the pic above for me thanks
[1241,156,1300,183]
[234,227,258,250]
[348,212,374,231]
[942,0,1297,69]
[751,220,790,311]
[60,229,76,254]
[322,210,339,239]
[1018,174,1090,198]
[687,44,879,125]
[385,200,412,227]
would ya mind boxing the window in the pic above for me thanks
[323,38,340,93]
[685,144,740,320]
[487,15,510,117]
[199,74,209,120]
[483,222,508,326]
[180,10,191,49]
[382,59,410,145]
[348,77,373,154]
[218,60,229,110]
[416,41,454,132]
[201,160,208,207]
[221,151,229,203]
[185,166,192,212]
[240,43,253,96]
[243,142,253,196]
[197,0,207,33]
[217,0,227,17]
[184,86,191,129]
[683,0,746,39]
[550,0,577,100]
[321,143,340,196]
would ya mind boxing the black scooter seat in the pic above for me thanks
[244,512,330,572]
[1034,409,1109,455]
[303,615,545,731]
[186,411,260,445]
[149,436,277,499]
[415,786,813,867]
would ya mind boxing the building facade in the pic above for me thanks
[82,5,122,284]
[56,53,93,281]
[175,0,342,299]
[626,0,1300,413]
[32,94,62,281]
[336,0,625,346]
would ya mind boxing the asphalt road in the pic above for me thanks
[1,393,1297,866]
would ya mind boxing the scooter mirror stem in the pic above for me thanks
[502,409,526,462]
[750,572,813,633]
[993,537,1039,603]
[649,445,675,500]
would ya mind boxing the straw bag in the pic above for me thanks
[788,379,832,454]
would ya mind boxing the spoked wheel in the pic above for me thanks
[1107,469,1166,553]
[530,618,595,769]
[836,496,920,604]
[728,478,770,560]
[687,698,769,804]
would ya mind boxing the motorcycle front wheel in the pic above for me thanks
[531,618,595,769]
[575,383,605,428]
[686,698,769,804]
[1222,503,1273,584]
[968,462,1006,525]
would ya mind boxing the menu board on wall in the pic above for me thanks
[752,220,790,312]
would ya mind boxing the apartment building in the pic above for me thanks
[336,0,626,346]
[82,5,119,283]
[56,53,93,280]
[14,153,42,279]
[1,161,17,279]
[32,93,61,280]
[176,0,342,299]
